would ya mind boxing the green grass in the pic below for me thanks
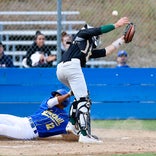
[92,120,156,131]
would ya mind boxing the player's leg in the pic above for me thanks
[0,114,38,139]
[57,60,89,134]
[60,59,102,143]
[75,97,102,143]
[67,95,91,133]
[56,62,71,88]
[76,97,91,135]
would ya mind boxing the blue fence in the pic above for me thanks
[0,68,156,119]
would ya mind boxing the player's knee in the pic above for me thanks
[77,97,91,114]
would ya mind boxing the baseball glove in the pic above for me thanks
[124,22,135,43]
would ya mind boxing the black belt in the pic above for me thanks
[62,58,80,63]
[63,59,71,63]
[28,117,38,134]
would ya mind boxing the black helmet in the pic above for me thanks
[81,24,100,48]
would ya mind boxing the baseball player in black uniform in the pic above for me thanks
[57,17,130,143]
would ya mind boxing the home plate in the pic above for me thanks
[121,136,130,140]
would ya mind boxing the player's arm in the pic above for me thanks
[79,17,129,39]
[90,49,106,58]
[91,36,125,57]
[78,25,114,39]
[47,92,71,108]
[101,17,129,33]
[105,36,125,56]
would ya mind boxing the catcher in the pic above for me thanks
[0,89,73,140]
[57,17,135,143]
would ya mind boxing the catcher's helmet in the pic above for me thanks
[51,89,70,107]
[81,24,100,48]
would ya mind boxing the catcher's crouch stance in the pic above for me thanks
[57,17,135,143]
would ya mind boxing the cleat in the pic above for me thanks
[79,134,103,144]
[66,122,79,136]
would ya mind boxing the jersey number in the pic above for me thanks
[46,123,55,130]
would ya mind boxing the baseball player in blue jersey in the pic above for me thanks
[57,17,130,143]
[0,89,72,139]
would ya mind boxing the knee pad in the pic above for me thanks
[69,97,91,118]
[69,100,78,122]
[76,97,91,134]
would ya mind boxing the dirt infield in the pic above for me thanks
[0,128,156,156]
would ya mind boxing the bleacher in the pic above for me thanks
[0,11,117,68]
[0,11,85,67]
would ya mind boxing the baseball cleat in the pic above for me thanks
[79,134,103,143]
[66,122,79,136]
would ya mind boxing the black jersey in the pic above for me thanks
[61,27,107,67]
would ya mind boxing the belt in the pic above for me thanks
[63,59,71,63]
[28,117,38,134]
[63,58,79,63]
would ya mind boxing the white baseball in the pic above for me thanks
[112,10,118,16]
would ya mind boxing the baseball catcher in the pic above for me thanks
[57,17,134,143]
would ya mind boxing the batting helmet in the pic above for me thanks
[51,89,70,107]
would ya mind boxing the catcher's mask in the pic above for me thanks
[81,24,100,48]
[51,89,70,107]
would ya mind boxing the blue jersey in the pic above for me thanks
[30,97,69,137]
[116,64,130,68]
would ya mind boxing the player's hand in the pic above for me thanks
[68,90,74,96]
[114,17,129,28]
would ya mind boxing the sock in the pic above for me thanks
[81,130,87,136]
[69,117,76,125]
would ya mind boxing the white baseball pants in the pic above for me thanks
[0,114,38,139]
[57,58,88,100]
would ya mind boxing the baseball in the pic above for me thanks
[112,10,118,16]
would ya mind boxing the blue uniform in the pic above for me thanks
[30,97,69,137]
[116,64,130,68]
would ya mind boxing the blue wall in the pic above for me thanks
[0,68,156,119]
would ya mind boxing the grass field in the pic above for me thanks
[91,120,156,156]
[92,120,156,131]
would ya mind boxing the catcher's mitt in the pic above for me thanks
[124,23,135,43]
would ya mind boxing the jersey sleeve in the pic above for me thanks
[90,49,106,58]
[78,27,102,39]
[77,24,115,39]
[47,97,59,108]
[100,24,115,33]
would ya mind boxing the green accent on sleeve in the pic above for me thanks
[100,24,115,33]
